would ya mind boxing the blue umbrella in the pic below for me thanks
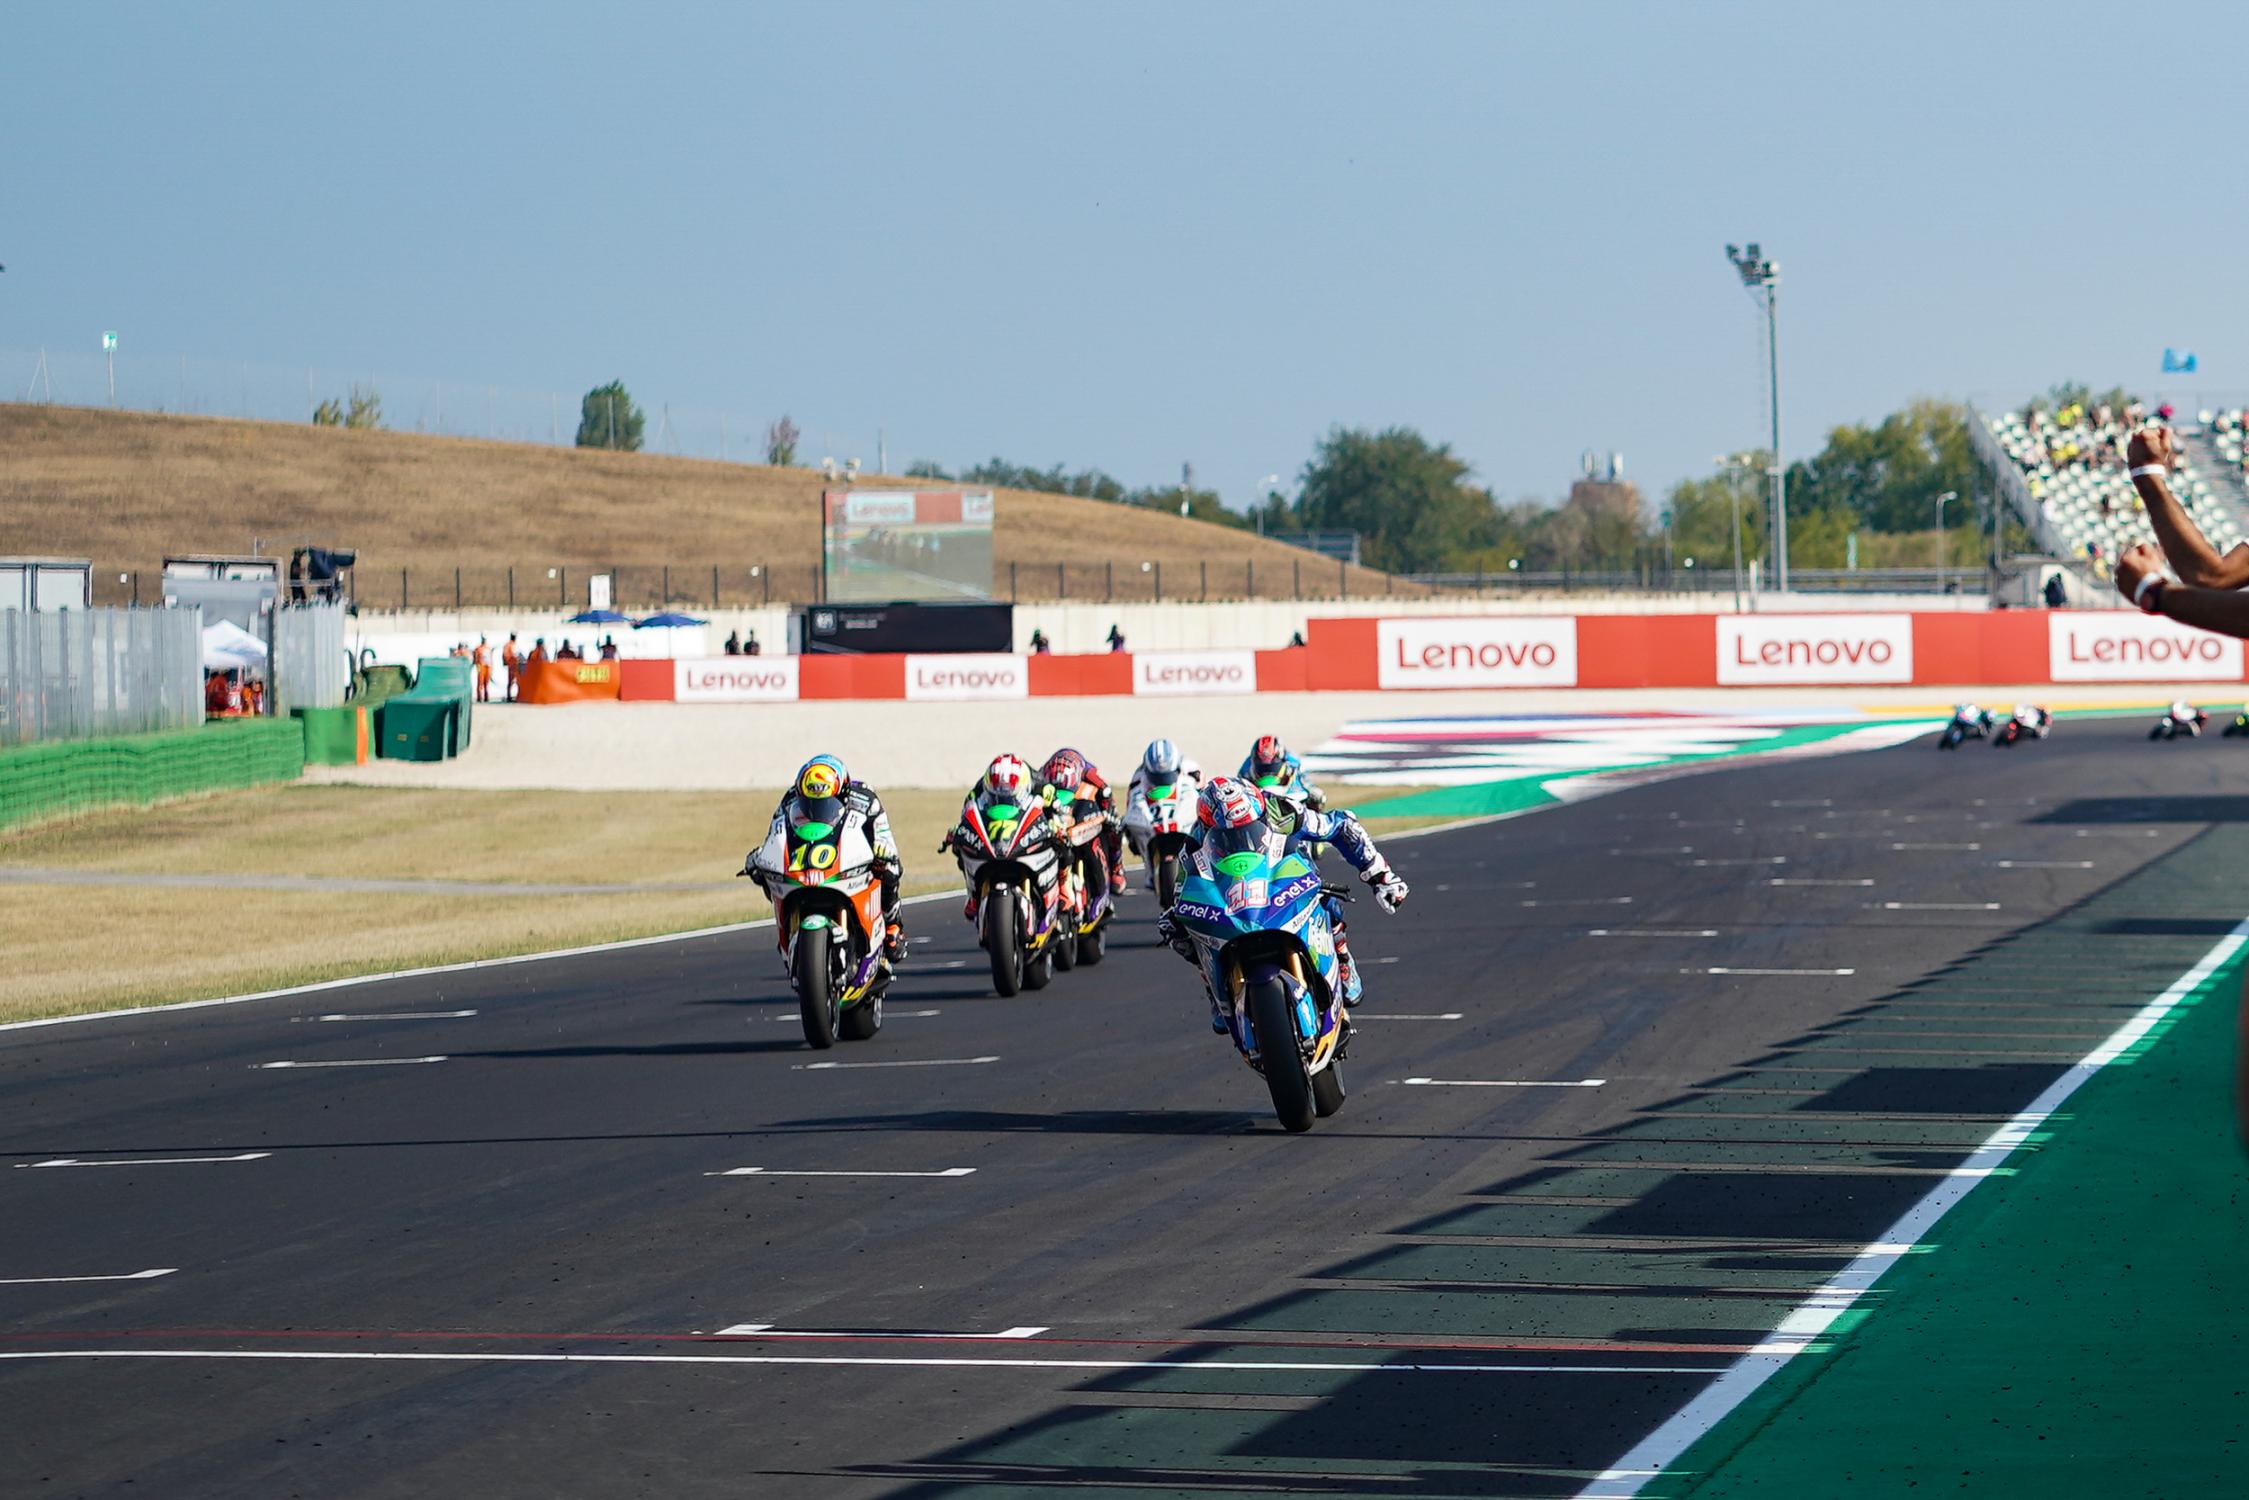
[634,610,709,628]
[566,608,633,624]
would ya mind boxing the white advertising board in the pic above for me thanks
[1376,617,1578,689]
[1716,614,1913,685]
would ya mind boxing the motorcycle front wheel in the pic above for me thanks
[795,926,837,1049]
[1247,977,1316,1133]
[985,896,1022,996]
[1155,852,1180,909]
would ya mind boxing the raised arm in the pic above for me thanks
[2127,427,2249,589]
[2115,542,2249,637]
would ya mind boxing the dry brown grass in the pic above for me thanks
[0,780,1455,1022]
[0,404,1430,607]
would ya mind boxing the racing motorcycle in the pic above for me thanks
[744,794,889,1049]
[1993,706,2050,748]
[1938,704,1991,750]
[1049,785,1116,968]
[2151,703,2208,741]
[1124,774,1198,909]
[1167,813,1353,1133]
[946,784,1068,996]
[2222,705,2249,738]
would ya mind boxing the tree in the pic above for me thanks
[1664,462,1766,566]
[765,414,800,466]
[904,460,954,480]
[1295,426,1499,573]
[1784,399,1977,534]
[575,381,645,451]
[312,398,344,427]
[344,385,382,430]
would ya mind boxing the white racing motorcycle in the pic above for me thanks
[744,794,890,1048]
[1124,774,1199,909]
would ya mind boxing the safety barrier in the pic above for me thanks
[0,718,306,833]
[502,610,2249,704]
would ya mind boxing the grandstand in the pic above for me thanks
[1979,404,2247,570]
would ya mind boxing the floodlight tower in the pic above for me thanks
[1725,243,1786,591]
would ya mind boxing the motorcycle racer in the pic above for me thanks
[761,754,905,960]
[943,754,1058,923]
[1042,748,1128,895]
[1123,739,1204,883]
[2009,703,2052,739]
[1240,734,1326,809]
[1156,776,1408,1030]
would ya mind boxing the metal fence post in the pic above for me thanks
[507,567,515,610]
[1106,560,1113,599]
[663,565,671,604]
[454,567,462,611]
[1200,560,1207,601]
[1338,559,1347,600]
[559,567,567,605]
[1154,562,1162,602]
[401,568,409,611]
[712,565,720,608]
[1057,562,1065,600]
[1294,558,1301,599]
[1010,561,1018,602]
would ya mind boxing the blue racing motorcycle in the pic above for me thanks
[1169,817,1353,1132]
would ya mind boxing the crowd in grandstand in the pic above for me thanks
[1984,399,2244,577]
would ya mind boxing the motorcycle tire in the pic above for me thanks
[1077,923,1106,967]
[1155,852,1180,910]
[1246,976,1316,1133]
[1022,943,1055,991]
[985,898,1022,997]
[2150,725,2165,740]
[1312,1060,1346,1118]
[795,926,837,1050]
[840,985,882,1041]
[1052,921,1077,972]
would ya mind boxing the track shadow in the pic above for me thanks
[771,1107,1258,1137]
[2035,794,2249,824]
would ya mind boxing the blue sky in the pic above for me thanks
[7,2,2245,509]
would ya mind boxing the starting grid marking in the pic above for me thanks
[709,1167,977,1179]
[0,1268,174,1285]
[16,1153,269,1169]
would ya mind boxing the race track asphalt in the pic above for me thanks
[1,716,2238,1499]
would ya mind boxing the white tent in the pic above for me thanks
[201,620,269,673]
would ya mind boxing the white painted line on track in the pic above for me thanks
[18,1153,269,1169]
[1692,857,1788,867]
[1372,956,1402,964]
[1576,909,2249,1499]
[0,1349,1718,1376]
[796,1056,998,1071]
[1520,897,1635,907]
[1769,878,1873,887]
[1891,842,1980,851]
[1694,967,1856,977]
[713,1323,1047,1339]
[1588,929,1719,939]
[1881,902,2001,912]
[1355,1013,1465,1021]
[0,1268,174,1285]
[255,1057,447,1069]
[305,1010,477,1022]
[1610,847,1695,856]
[708,1167,977,1179]
[1402,1077,1606,1089]
[1994,860,2096,870]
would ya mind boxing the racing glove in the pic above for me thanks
[1364,863,1409,914]
[1154,909,1197,961]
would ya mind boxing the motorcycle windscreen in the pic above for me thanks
[975,789,1038,853]
[785,795,847,883]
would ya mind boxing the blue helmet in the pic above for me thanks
[796,754,848,800]
[1142,738,1183,785]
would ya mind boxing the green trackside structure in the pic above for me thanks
[0,719,306,833]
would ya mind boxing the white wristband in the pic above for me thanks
[2129,464,2167,480]
[2135,573,2169,608]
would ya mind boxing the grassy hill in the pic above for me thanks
[0,404,1419,609]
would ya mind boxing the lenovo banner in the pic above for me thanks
[674,657,801,703]
[1376,617,1578,689]
[1717,614,1913,685]
[1133,649,1257,696]
[2048,612,2243,681]
[905,653,1029,701]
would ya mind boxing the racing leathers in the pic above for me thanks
[1045,750,1128,895]
[763,779,905,960]
[1156,795,1408,1031]
[1123,755,1205,882]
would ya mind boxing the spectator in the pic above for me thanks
[472,636,492,703]
[501,634,521,702]
[1029,629,1052,655]
[1288,629,1308,648]
[599,636,619,661]
[558,639,579,661]
[724,630,742,656]
[1106,623,1126,652]
[527,637,550,667]
[744,630,762,657]
[241,676,264,715]
[2043,572,2069,608]
[204,669,235,716]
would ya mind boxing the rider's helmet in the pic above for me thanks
[1954,702,1978,720]
[1247,734,1294,788]
[1196,776,1265,832]
[796,754,847,801]
[1042,748,1087,794]
[1141,738,1183,790]
[2014,703,2038,722]
[981,754,1032,802]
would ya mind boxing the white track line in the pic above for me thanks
[1588,929,1719,939]
[1881,902,2001,912]
[1890,842,1980,851]
[1769,878,1873,887]
[1693,967,1855,977]
[712,1324,1046,1339]
[305,1011,477,1022]
[1520,897,1635,907]
[1692,857,1788,867]
[1578,911,2249,1498]
[796,1056,998,1071]
[17,1153,269,1169]
[255,1057,446,1069]
[1402,1077,1606,1089]
[0,1268,174,1285]
[707,1167,977,1179]
[1995,860,2095,870]
[0,1349,1713,1376]
[1354,1013,1465,1021]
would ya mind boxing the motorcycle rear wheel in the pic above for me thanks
[986,898,1022,996]
[795,926,837,1049]
[1247,977,1315,1133]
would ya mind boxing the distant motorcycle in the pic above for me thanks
[1994,705,2051,748]
[1049,785,1116,969]
[745,794,890,1049]
[2151,703,2208,741]
[1938,704,1991,750]
[2222,706,2249,738]
[944,783,1069,996]
[1124,774,1198,909]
